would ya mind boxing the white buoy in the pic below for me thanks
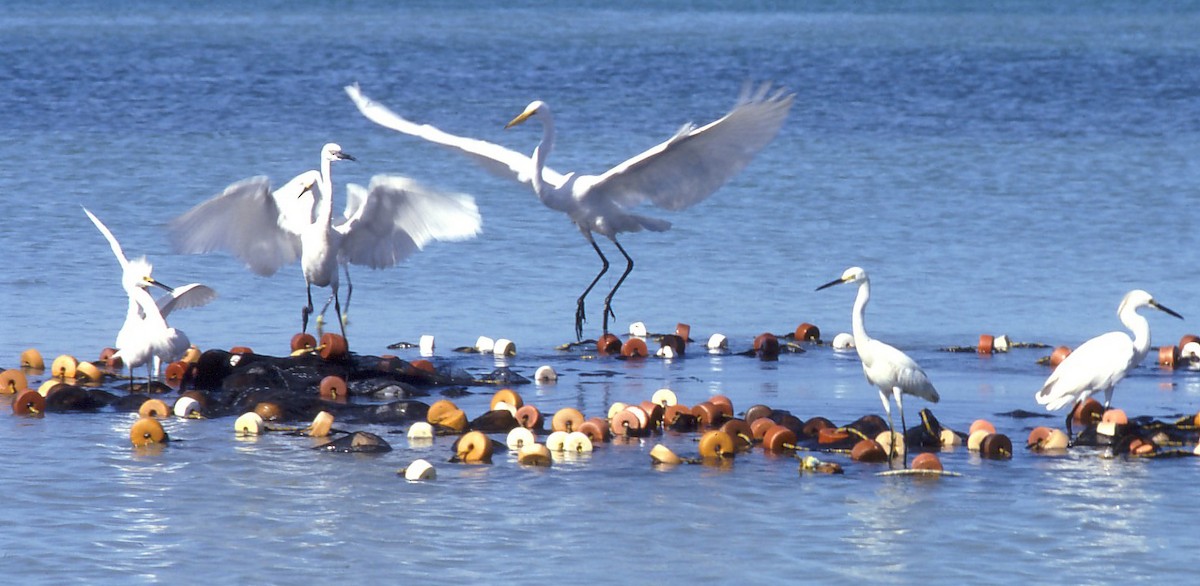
[832,332,855,350]
[404,459,437,481]
[564,431,594,454]
[629,322,648,337]
[545,430,569,451]
[419,334,435,356]
[706,333,728,353]
[407,421,434,440]
[1182,341,1200,360]
[507,427,536,451]
[651,388,678,407]
[606,402,628,420]
[475,336,495,353]
[234,412,264,436]
[493,338,517,356]
[173,396,202,418]
[492,401,518,417]
[534,365,557,383]
[656,345,676,359]
[994,334,1012,352]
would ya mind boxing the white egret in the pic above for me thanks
[169,143,483,340]
[1035,289,1182,439]
[345,83,794,340]
[84,208,215,382]
[816,267,940,469]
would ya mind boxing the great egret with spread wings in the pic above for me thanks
[169,143,482,341]
[1035,289,1182,439]
[345,83,794,340]
[84,207,215,383]
[817,267,940,469]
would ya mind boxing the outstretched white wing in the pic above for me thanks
[156,283,217,318]
[82,207,130,270]
[336,175,482,269]
[583,83,794,211]
[169,174,315,276]
[345,84,568,188]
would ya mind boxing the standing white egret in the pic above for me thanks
[169,143,483,340]
[816,267,940,469]
[345,83,794,340]
[84,208,215,383]
[1035,289,1182,439]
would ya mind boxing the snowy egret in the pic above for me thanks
[816,267,940,469]
[1035,289,1182,439]
[84,208,214,382]
[169,143,482,339]
[345,83,793,340]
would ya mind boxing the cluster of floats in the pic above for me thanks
[4,322,1200,483]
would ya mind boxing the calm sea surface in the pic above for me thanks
[2,1,1200,583]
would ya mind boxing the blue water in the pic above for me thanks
[3,1,1200,583]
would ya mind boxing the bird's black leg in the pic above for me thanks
[602,238,635,336]
[302,282,314,334]
[576,239,610,341]
[1065,409,1074,447]
[333,284,347,341]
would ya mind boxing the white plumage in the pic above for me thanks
[345,83,793,340]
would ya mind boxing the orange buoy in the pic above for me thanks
[490,389,524,411]
[850,439,888,463]
[663,404,692,428]
[911,452,944,471]
[254,402,284,422]
[308,411,335,437]
[621,338,649,358]
[438,409,469,433]
[291,332,317,352]
[794,323,820,342]
[1,369,29,394]
[1101,409,1128,425]
[409,359,436,375]
[753,333,780,360]
[130,417,168,447]
[74,361,103,384]
[980,433,1013,460]
[611,407,648,437]
[230,346,254,355]
[12,389,45,416]
[968,419,996,436]
[720,419,753,449]
[750,417,776,441]
[698,430,736,460]
[1049,346,1071,368]
[650,444,683,466]
[517,444,553,466]
[637,401,664,428]
[1158,345,1179,368]
[138,398,171,419]
[708,395,734,418]
[427,399,460,424]
[1179,334,1200,351]
[20,348,45,371]
[817,427,849,445]
[1072,398,1104,425]
[319,333,348,360]
[454,431,493,463]
[515,405,543,430]
[743,404,772,425]
[978,334,995,354]
[181,346,202,364]
[319,375,348,402]
[597,333,622,355]
[551,407,585,433]
[164,361,190,387]
[577,418,610,443]
[691,402,723,428]
[674,323,691,342]
[761,425,798,453]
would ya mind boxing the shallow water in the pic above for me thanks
[2,1,1200,583]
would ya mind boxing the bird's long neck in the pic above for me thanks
[851,278,873,350]
[316,157,335,227]
[1121,304,1153,364]
[530,111,555,201]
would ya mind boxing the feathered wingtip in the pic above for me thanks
[737,80,795,107]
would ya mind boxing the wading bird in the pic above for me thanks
[84,208,215,383]
[817,267,940,469]
[345,83,793,340]
[169,143,482,340]
[1035,289,1182,439]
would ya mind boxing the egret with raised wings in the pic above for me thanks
[169,143,483,340]
[817,267,940,469]
[345,83,793,340]
[1035,289,1182,439]
[84,207,215,382]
